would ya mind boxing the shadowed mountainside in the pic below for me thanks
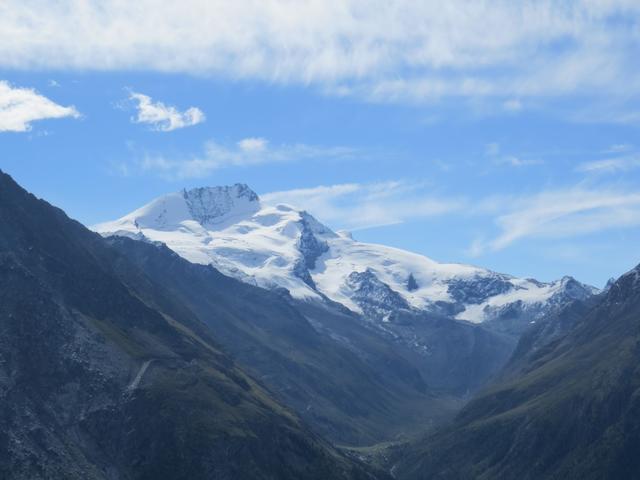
[396,264,640,480]
[107,235,517,446]
[0,170,386,480]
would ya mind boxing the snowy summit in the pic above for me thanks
[94,184,598,328]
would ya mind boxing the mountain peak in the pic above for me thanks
[182,183,260,227]
[605,263,640,305]
[183,183,259,204]
[96,184,261,233]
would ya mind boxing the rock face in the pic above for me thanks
[183,184,260,227]
[446,274,515,305]
[345,268,411,321]
[0,170,385,480]
[293,212,329,289]
[94,185,599,343]
[406,273,419,292]
[396,263,640,480]
[297,211,330,270]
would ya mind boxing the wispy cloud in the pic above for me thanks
[606,144,633,154]
[484,142,542,168]
[470,186,640,255]
[502,99,523,112]
[494,156,542,167]
[0,2,637,105]
[129,91,204,131]
[577,154,640,174]
[0,80,79,132]
[129,138,356,179]
[138,168,636,250]
[262,181,464,231]
[568,101,640,127]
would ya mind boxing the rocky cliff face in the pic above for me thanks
[183,184,260,227]
[345,268,411,321]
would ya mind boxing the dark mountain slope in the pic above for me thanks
[396,264,640,480]
[369,308,515,396]
[107,236,456,446]
[0,170,384,479]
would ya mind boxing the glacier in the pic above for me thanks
[94,184,599,332]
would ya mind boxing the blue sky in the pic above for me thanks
[1,1,640,287]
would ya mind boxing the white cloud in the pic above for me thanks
[503,99,523,112]
[484,142,542,167]
[262,180,640,250]
[237,137,267,153]
[0,1,637,103]
[262,181,464,231]
[577,145,640,174]
[606,144,633,153]
[0,80,79,132]
[577,154,640,174]
[135,138,355,179]
[569,103,640,126]
[129,91,204,131]
[495,156,542,167]
[470,186,640,255]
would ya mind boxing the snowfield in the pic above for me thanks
[94,184,598,325]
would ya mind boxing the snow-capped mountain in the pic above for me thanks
[94,184,598,331]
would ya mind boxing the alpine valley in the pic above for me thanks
[4,1,640,478]
[92,186,602,442]
[5,174,640,479]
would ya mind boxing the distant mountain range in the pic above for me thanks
[95,184,598,338]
